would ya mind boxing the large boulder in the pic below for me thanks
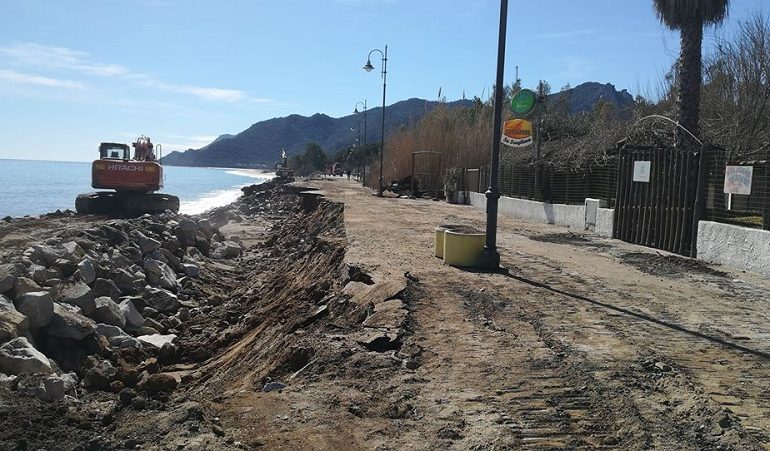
[142,287,179,313]
[36,374,75,402]
[57,281,95,315]
[119,299,145,331]
[93,278,122,300]
[108,268,144,294]
[14,291,54,328]
[176,219,199,247]
[45,303,96,340]
[82,356,116,389]
[137,334,177,349]
[108,250,132,269]
[0,295,29,343]
[90,297,126,328]
[0,337,53,375]
[143,259,177,291]
[134,232,162,256]
[95,324,142,349]
[162,235,180,253]
[11,277,43,299]
[17,373,78,402]
[28,245,62,266]
[211,241,242,260]
[61,241,85,261]
[159,248,182,272]
[197,219,215,241]
[137,372,177,394]
[76,258,96,284]
[180,263,200,278]
[29,264,60,285]
[0,263,20,294]
[53,258,78,278]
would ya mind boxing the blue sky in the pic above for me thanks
[0,0,765,162]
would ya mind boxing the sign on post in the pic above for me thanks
[501,119,533,148]
[509,89,538,117]
[633,161,651,183]
[724,165,753,195]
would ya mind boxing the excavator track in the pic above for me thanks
[75,192,180,216]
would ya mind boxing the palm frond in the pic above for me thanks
[653,0,729,29]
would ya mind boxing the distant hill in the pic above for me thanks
[161,98,473,168]
[207,134,234,146]
[162,83,634,168]
[548,82,634,114]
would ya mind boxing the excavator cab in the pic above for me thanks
[98,143,131,160]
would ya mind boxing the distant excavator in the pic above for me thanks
[75,136,180,215]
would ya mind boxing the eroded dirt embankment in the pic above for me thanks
[0,179,416,450]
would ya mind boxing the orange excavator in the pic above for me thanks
[75,136,180,215]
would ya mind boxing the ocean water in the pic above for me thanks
[0,160,269,218]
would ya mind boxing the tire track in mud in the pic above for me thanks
[484,249,770,449]
[460,287,650,449]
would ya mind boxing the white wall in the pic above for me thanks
[467,192,614,237]
[697,221,770,277]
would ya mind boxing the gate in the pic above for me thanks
[613,144,705,256]
[411,151,442,198]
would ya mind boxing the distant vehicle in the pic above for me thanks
[332,162,344,176]
[275,148,293,178]
[75,136,179,215]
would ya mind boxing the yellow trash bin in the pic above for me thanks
[443,227,485,267]
[434,224,465,258]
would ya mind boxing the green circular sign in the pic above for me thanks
[510,89,537,116]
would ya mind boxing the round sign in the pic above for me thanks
[510,89,537,117]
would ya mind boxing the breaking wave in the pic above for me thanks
[179,171,271,215]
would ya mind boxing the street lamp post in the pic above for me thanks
[354,100,367,186]
[480,0,508,271]
[363,46,387,197]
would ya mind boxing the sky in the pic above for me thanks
[0,0,765,162]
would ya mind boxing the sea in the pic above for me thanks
[0,159,270,218]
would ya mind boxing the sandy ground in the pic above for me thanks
[252,177,770,450]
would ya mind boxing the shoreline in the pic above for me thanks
[0,165,275,219]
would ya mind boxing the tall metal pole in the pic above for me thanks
[355,100,368,186]
[480,0,508,270]
[379,46,388,197]
[364,47,387,197]
[363,100,367,186]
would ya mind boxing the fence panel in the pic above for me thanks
[468,161,617,207]
[703,148,770,230]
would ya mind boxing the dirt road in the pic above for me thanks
[261,177,770,450]
[3,177,770,450]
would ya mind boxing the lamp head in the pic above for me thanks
[363,60,374,72]
[354,107,359,114]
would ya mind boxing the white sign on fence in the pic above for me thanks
[723,165,753,195]
[633,161,651,182]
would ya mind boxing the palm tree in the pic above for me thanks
[653,0,729,148]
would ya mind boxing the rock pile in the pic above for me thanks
[0,211,243,402]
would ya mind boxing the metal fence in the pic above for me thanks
[463,148,770,232]
[704,148,770,230]
[471,162,618,208]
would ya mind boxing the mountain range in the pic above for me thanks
[161,82,634,168]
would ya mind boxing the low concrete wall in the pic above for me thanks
[467,192,614,237]
[697,221,770,277]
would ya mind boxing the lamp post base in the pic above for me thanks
[478,247,501,271]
